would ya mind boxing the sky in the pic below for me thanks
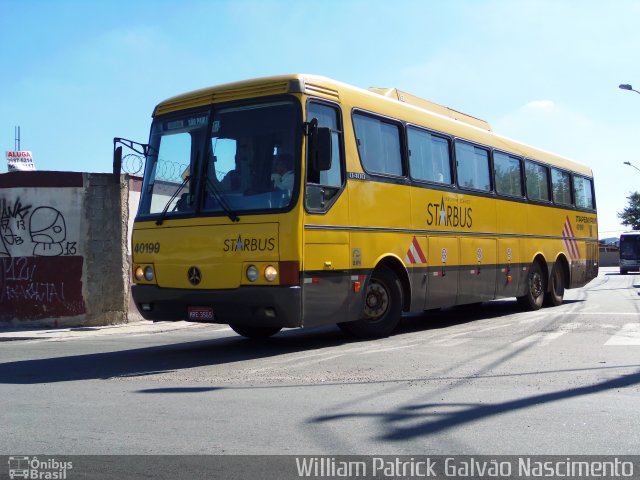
[2,0,640,238]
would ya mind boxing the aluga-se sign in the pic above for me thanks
[6,151,36,171]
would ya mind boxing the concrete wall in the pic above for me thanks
[0,171,141,327]
[599,251,620,267]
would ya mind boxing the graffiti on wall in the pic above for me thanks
[0,194,85,320]
[1,197,78,257]
[0,255,86,320]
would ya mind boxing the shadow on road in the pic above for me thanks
[0,298,582,385]
[0,327,346,384]
[310,367,640,441]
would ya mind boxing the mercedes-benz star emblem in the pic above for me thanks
[187,266,202,286]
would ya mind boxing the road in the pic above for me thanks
[1,266,638,456]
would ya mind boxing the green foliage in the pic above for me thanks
[618,192,640,230]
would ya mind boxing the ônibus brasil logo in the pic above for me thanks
[8,456,73,479]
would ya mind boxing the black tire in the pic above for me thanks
[544,264,565,307]
[337,265,403,339]
[517,261,546,311]
[229,324,282,339]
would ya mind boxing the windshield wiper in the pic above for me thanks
[206,178,240,222]
[156,175,190,226]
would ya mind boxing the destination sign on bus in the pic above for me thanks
[164,115,208,131]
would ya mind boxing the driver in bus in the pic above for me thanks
[271,153,294,193]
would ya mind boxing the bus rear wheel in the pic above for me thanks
[544,265,565,307]
[517,261,546,311]
[338,265,402,339]
[229,324,282,339]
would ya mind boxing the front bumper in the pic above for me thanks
[131,284,302,328]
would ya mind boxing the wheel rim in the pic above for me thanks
[531,271,543,299]
[363,280,390,320]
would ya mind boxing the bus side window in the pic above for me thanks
[305,102,344,212]
[573,175,595,209]
[551,168,572,205]
[455,141,491,191]
[353,112,403,176]
[494,152,523,196]
[525,160,550,202]
[408,126,452,184]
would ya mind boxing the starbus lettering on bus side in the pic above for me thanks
[426,196,473,229]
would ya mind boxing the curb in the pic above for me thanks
[0,321,222,342]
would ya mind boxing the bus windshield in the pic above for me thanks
[139,111,209,217]
[138,99,300,219]
[620,234,640,260]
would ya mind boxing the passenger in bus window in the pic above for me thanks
[220,140,249,191]
[220,163,241,191]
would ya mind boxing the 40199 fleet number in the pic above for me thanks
[134,242,160,254]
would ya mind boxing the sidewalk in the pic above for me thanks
[0,320,219,342]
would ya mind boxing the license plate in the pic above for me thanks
[187,306,214,322]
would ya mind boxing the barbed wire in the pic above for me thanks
[154,159,190,182]
[120,154,144,175]
[119,154,192,183]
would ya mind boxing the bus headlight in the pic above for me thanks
[246,265,259,282]
[134,265,155,282]
[134,266,145,281]
[264,265,278,282]
[144,266,155,281]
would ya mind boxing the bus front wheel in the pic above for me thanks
[338,265,402,339]
[517,261,546,311]
[229,324,282,339]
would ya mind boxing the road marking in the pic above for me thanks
[555,312,640,315]
[518,312,548,324]
[605,324,640,346]
[475,323,514,332]
[292,353,347,368]
[514,322,582,347]
[434,338,472,347]
[428,324,514,346]
[360,343,421,354]
[432,332,472,347]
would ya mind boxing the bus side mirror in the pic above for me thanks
[315,127,332,171]
[113,145,123,176]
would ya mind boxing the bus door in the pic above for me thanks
[458,237,497,304]
[302,101,349,327]
[425,236,459,309]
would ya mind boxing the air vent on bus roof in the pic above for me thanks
[304,82,340,100]
[368,87,491,131]
[213,81,290,102]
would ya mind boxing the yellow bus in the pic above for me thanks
[116,74,598,339]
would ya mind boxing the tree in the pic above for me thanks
[618,192,640,230]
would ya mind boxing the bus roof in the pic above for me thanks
[368,87,492,131]
[153,73,593,177]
